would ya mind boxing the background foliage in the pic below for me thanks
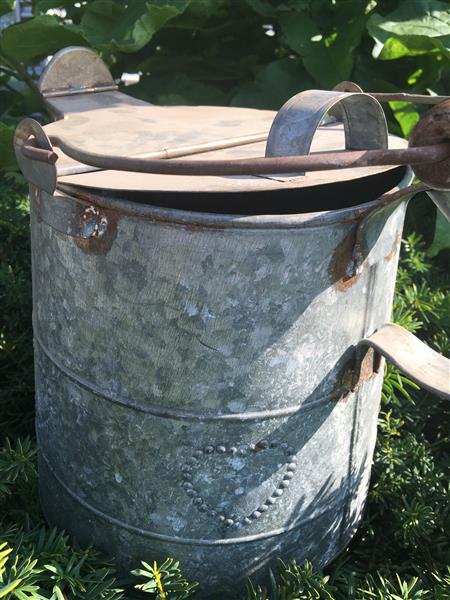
[0,0,449,598]
[1,0,450,170]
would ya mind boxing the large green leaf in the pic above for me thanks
[131,71,226,106]
[230,58,314,110]
[368,0,450,60]
[389,100,420,138]
[0,15,87,62]
[167,0,228,28]
[279,1,369,88]
[81,0,191,53]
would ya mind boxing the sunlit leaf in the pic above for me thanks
[0,15,87,62]
[368,0,450,61]
[279,1,369,87]
[81,0,191,53]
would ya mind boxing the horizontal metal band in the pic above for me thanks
[43,84,119,98]
[40,448,342,547]
[34,328,335,422]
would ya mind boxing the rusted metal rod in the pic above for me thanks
[22,144,58,164]
[23,138,450,177]
[332,83,449,105]
[370,92,449,104]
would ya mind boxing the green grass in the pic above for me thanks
[0,175,449,599]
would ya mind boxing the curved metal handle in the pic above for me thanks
[359,323,450,399]
[265,90,388,169]
[14,118,57,194]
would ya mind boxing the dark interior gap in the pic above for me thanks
[64,167,407,216]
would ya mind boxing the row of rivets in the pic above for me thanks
[181,441,298,528]
[186,442,295,458]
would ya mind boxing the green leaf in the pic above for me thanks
[0,0,14,18]
[0,15,88,62]
[168,0,228,28]
[81,0,191,53]
[244,0,275,17]
[389,100,420,137]
[279,1,369,87]
[428,210,450,256]
[0,121,16,170]
[231,57,314,110]
[368,1,450,61]
[132,70,226,106]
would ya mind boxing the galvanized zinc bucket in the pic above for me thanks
[15,47,450,598]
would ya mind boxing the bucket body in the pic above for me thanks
[33,184,408,597]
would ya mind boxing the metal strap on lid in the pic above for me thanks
[39,46,118,99]
[265,90,388,169]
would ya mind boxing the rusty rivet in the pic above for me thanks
[80,206,108,239]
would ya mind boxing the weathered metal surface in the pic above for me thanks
[39,46,117,100]
[48,137,450,176]
[360,324,450,399]
[54,127,409,194]
[265,90,388,168]
[22,47,450,599]
[14,118,57,194]
[31,48,408,191]
[409,100,450,190]
[33,186,408,597]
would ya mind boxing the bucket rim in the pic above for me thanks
[56,167,414,230]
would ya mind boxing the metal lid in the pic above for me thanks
[36,47,407,196]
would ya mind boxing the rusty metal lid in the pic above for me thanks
[34,48,407,198]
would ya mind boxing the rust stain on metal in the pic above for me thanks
[31,185,42,223]
[409,99,450,190]
[333,363,359,402]
[384,233,402,262]
[329,227,362,291]
[45,136,450,178]
[74,206,118,255]
[59,185,226,232]
[335,348,380,402]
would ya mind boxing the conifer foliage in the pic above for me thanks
[0,0,449,596]
[0,178,449,599]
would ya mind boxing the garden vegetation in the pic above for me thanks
[0,1,449,598]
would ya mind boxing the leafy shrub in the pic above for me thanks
[0,0,450,170]
[0,1,449,598]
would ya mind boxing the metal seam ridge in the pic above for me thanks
[39,448,342,547]
[33,329,338,422]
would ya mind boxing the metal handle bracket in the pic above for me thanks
[359,323,450,399]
